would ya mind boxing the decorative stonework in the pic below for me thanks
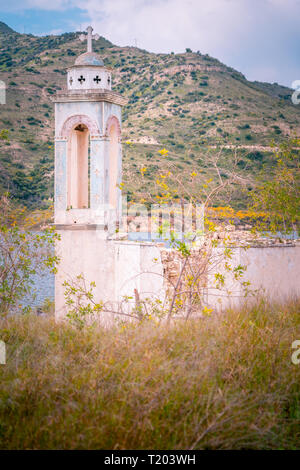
[53,90,127,106]
[105,115,121,137]
[55,140,67,211]
[59,114,100,139]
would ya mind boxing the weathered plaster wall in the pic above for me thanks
[55,237,300,321]
[114,241,164,305]
[67,67,112,91]
[55,229,116,322]
[55,234,165,322]
[206,245,300,310]
[241,246,300,301]
[54,100,122,226]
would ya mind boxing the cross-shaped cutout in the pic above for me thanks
[94,75,101,84]
[69,77,73,85]
[107,76,111,85]
[78,75,85,84]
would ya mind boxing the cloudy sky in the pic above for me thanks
[0,0,299,87]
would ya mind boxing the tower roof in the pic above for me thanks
[76,26,104,67]
[75,52,104,66]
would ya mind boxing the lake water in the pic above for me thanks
[23,271,54,310]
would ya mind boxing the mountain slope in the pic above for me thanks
[0,22,299,208]
[0,21,17,35]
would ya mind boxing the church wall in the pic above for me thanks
[55,231,300,321]
[240,246,300,302]
[206,245,300,311]
[55,230,116,322]
[55,102,103,136]
[114,241,165,306]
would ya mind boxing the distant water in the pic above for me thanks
[263,231,298,240]
[22,270,54,310]
[128,231,190,247]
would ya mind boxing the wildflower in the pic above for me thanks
[158,148,169,156]
[202,306,213,316]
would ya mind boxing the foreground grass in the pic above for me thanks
[0,299,300,449]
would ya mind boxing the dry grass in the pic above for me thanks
[0,298,300,449]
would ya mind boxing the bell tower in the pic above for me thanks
[54,26,126,227]
[53,27,126,320]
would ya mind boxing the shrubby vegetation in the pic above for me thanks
[251,138,300,234]
[0,195,59,316]
[0,299,299,449]
[1,23,300,208]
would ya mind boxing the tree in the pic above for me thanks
[0,194,59,316]
[251,138,300,234]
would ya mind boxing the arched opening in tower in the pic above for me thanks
[108,123,118,209]
[67,123,90,209]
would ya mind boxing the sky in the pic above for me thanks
[0,0,299,87]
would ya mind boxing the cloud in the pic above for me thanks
[0,0,73,11]
[77,0,300,85]
[1,0,300,85]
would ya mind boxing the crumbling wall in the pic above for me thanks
[159,247,209,314]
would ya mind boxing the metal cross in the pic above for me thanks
[94,75,101,84]
[78,75,85,84]
[79,26,100,53]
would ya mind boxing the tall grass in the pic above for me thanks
[0,298,300,449]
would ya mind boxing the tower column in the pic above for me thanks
[90,137,107,208]
[54,139,67,216]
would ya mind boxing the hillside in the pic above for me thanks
[0,22,299,208]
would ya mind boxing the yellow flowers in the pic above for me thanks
[190,171,197,178]
[202,306,213,316]
[118,182,124,190]
[158,148,169,156]
[159,171,171,179]
[125,140,132,145]
[140,167,147,175]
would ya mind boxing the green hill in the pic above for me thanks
[0,22,299,208]
[0,21,17,35]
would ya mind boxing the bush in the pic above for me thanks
[0,299,299,449]
[0,196,59,316]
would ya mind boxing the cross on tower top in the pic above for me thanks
[79,26,100,53]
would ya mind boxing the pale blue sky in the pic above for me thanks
[0,0,299,87]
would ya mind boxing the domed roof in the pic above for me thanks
[75,52,104,66]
